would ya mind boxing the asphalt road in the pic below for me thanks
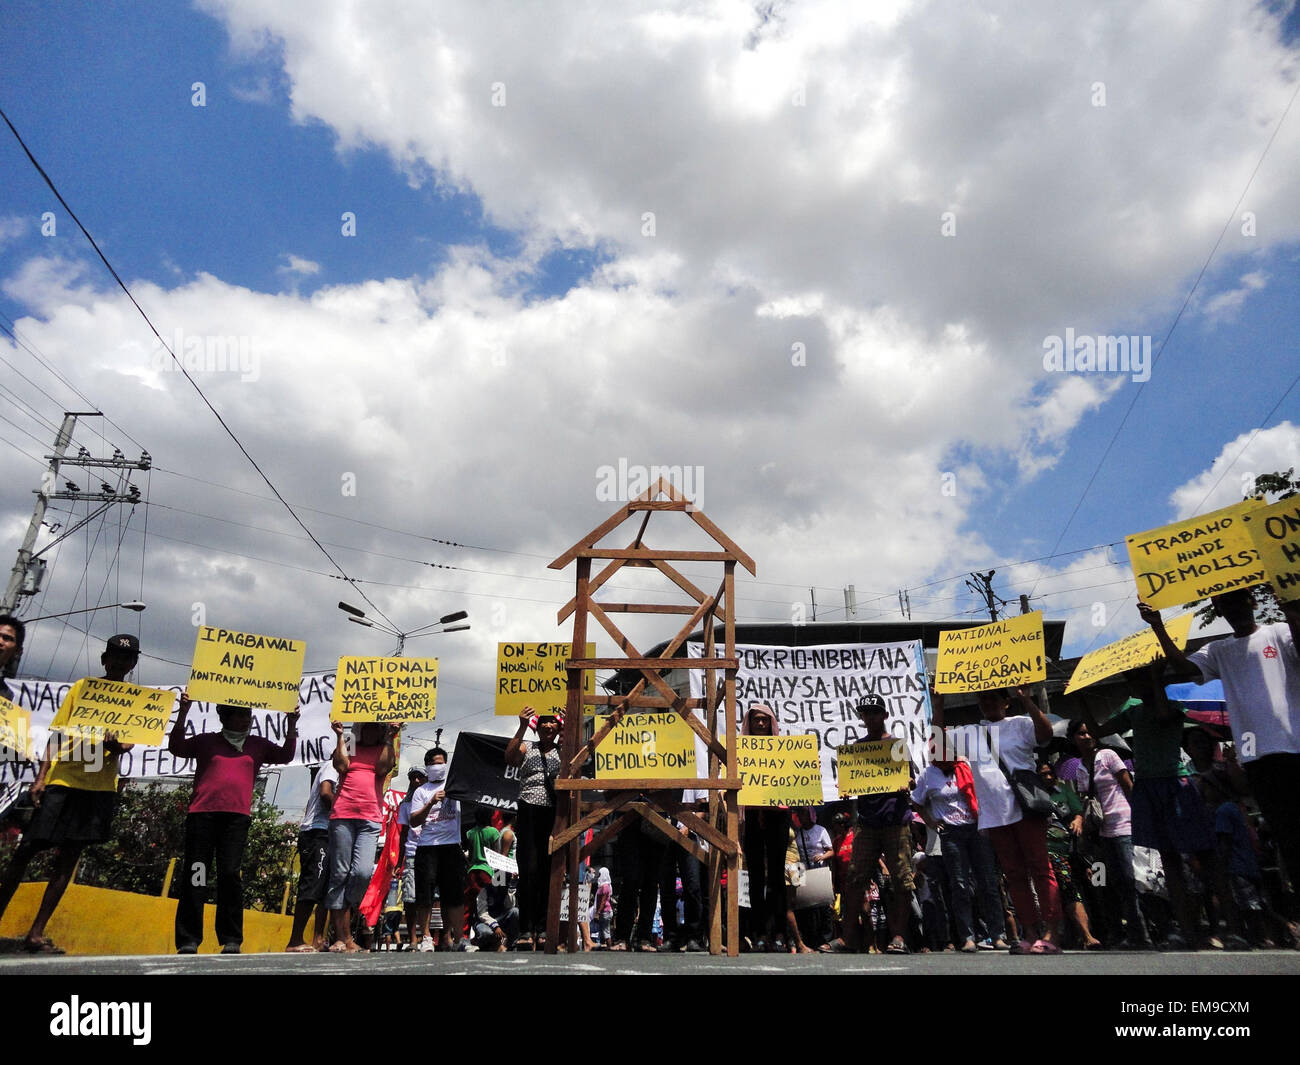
[4,944,1298,976]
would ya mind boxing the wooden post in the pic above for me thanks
[724,560,739,956]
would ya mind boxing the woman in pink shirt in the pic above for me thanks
[1068,719,1151,949]
[326,720,398,953]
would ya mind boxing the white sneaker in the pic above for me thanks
[417,939,434,953]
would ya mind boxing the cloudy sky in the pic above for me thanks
[2,1,1299,766]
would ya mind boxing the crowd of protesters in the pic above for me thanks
[0,584,1297,956]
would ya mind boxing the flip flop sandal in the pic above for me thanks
[286,944,317,953]
[24,937,64,955]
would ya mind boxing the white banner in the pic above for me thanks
[687,641,931,801]
[0,672,339,786]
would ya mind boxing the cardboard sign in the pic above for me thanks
[558,880,592,922]
[934,612,1047,694]
[484,848,519,876]
[494,642,595,716]
[188,627,306,711]
[736,734,822,807]
[1126,500,1266,610]
[1242,496,1300,600]
[595,712,698,779]
[1064,613,1196,694]
[0,694,33,761]
[331,657,438,722]
[836,738,911,797]
[49,677,174,745]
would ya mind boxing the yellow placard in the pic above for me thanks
[494,642,595,716]
[736,734,822,807]
[331,657,438,722]
[836,738,911,798]
[1242,496,1300,601]
[934,611,1047,694]
[1064,613,1196,694]
[594,712,698,779]
[0,693,34,760]
[49,677,174,746]
[188,626,306,712]
[1126,500,1266,610]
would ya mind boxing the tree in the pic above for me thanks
[1193,467,1299,627]
[1,778,299,912]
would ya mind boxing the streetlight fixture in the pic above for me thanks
[23,601,146,622]
[336,601,469,655]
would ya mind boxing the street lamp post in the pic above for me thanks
[336,601,469,656]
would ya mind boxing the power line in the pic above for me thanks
[1027,74,1300,599]
[0,104,400,636]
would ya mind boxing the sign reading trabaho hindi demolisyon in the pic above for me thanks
[188,627,306,712]
[1125,500,1266,610]
[49,677,174,745]
[331,657,438,722]
[934,612,1047,694]
[494,642,595,716]
[736,734,822,807]
[594,712,698,779]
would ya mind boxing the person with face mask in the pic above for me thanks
[168,693,299,954]
[409,747,465,951]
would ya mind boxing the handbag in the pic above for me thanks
[987,725,1053,817]
[1080,763,1105,847]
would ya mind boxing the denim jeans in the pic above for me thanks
[175,811,251,950]
[939,823,1005,943]
[326,817,381,910]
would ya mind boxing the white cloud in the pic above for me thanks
[1169,421,1300,517]
[277,253,322,277]
[1200,269,1269,325]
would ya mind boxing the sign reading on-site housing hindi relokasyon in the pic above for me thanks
[331,657,438,722]
[1241,496,1300,600]
[1064,613,1196,694]
[595,712,698,779]
[736,734,822,806]
[836,738,911,797]
[494,642,595,717]
[688,640,930,801]
[49,677,174,745]
[934,611,1046,694]
[1125,500,1266,611]
[188,626,306,712]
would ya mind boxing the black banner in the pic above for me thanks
[446,732,519,809]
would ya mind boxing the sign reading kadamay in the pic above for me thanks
[188,626,306,711]
[1126,500,1266,610]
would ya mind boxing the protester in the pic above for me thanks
[504,706,562,950]
[912,735,1006,952]
[0,630,135,954]
[1066,719,1151,948]
[839,696,914,954]
[792,807,833,950]
[285,760,339,952]
[394,765,427,950]
[1140,593,1300,895]
[169,694,298,954]
[1037,760,1102,950]
[592,866,614,948]
[1093,661,1219,949]
[465,804,501,940]
[934,685,1061,954]
[410,747,467,951]
[326,720,398,953]
[739,703,791,952]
